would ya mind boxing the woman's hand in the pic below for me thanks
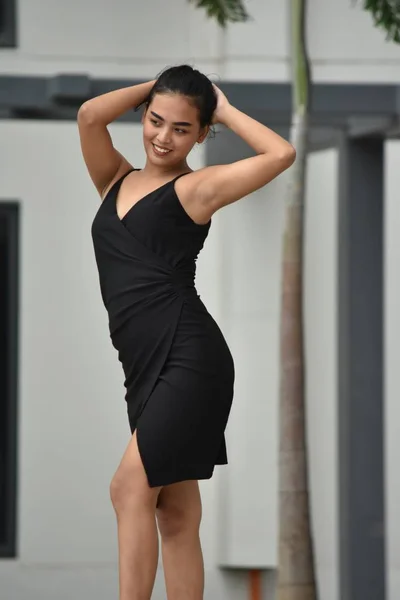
[212,85,231,125]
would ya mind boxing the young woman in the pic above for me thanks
[78,65,295,600]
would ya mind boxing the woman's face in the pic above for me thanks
[142,93,207,167]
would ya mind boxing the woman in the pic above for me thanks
[78,65,295,600]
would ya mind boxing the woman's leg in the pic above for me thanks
[156,480,204,600]
[110,430,162,600]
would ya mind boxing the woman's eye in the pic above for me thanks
[149,119,186,134]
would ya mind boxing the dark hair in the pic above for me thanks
[138,65,217,130]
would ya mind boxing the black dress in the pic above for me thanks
[91,169,235,487]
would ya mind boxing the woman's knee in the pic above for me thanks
[109,433,159,512]
[156,485,202,539]
[110,466,137,511]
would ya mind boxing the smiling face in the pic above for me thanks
[142,93,208,168]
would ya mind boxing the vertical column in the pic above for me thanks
[337,135,385,600]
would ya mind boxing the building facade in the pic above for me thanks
[1,1,400,599]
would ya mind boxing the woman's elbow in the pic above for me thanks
[77,101,97,125]
[280,144,296,167]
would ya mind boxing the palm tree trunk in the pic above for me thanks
[276,1,316,599]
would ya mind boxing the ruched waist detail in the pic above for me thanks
[101,266,199,340]
[170,268,199,302]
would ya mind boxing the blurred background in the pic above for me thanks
[1,0,399,599]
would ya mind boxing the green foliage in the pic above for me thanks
[188,0,249,27]
[362,0,400,43]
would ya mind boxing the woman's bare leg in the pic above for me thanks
[156,480,204,600]
[110,430,161,600]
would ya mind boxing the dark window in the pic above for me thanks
[0,0,16,47]
[0,202,19,558]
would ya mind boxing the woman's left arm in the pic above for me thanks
[194,88,296,212]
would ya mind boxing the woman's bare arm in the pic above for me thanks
[77,81,155,197]
[188,87,295,214]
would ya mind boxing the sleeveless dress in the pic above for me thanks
[91,169,235,487]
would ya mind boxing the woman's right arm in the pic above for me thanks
[77,80,155,197]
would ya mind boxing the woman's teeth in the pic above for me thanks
[153,145,171,155]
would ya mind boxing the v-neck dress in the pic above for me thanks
[91,169,235,487]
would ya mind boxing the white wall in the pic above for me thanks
[1,124,400,600]
[0,119,332,600]
[215,173,286,567]
[2,0,400,83]
[1,0,221,79]
[0,120,247,600]
[0,117,341,600]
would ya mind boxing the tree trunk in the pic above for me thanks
[276,1,316,599]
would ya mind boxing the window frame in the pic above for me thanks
[0,202,19,558]
[0,0,17,48]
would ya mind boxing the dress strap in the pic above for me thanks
[173,171,192,183]
[102,168,136,202]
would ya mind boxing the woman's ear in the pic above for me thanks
[197,126,209,144]
[141,107,147,124]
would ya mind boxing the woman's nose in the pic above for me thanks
[157,128,172,144]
